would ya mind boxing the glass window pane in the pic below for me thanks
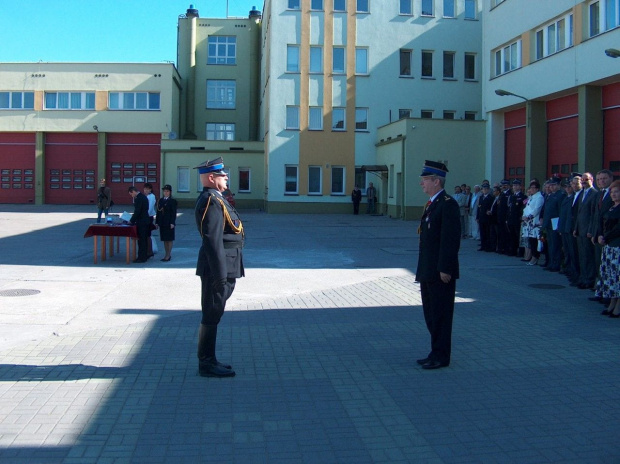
[287,45,299,72]
[464,54,475,79]
[288,0,300,8]
[286,106,299,129]
[443,52,454,78]
[334,0,345,11]
[400,50,411,76]
[333,47,345,73]
[85,92,95,109]
[70,93,81,109]
[310,47,322,72]
[45,93,56,109]
[355,48,368,74]
[547,23,556,54]
[0,92,9,108]
[11,92,22,109]
[309,166,321,193]
[309,107,323,130]
[285,166,297,193]
[332,108,345,130]
[58,92,69,109]
[331,167,344,194]
[422,0,433,15]
[355,108,367,130]
[422,51,433,77]
[606,0,617,29]
[400,0,412,15]
[311,0,323,9]
[149,93,160,109]
[357,0,368,12]
[536,30,544,59]
[444,0,455,17]
[109,92,119,109]
[590,2,600,36]
[136,93,147,109]
[123,93,134,109]
[465,0,476,19]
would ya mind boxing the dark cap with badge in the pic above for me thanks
[511,179,522,185]
[194,157,227,175]
[420,160,449,178]
[547,176,561,185]
[162,184,172,191]
[500,179,510,186]
[481,182,490,189]
[569,172,582,180]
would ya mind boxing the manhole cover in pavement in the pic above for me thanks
[528,284,565,290]
[0,289,41,297]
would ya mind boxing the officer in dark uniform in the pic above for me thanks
[128,185,151,263]
[416,160,461,370]
[541,176,566,271]
[476,182,494,251]
[506,179,527,256]
[194,157,244,377]
[496,179,512,254]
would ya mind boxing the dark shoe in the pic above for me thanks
[421,360,449,370]
[160,257,171,262]
[602,309,612,315]
[133,258,146,263]
[589,296,601,302]
[600,298,611,305]
[198,358,236,377]
[416,357,430,365]
[147,253,154,259]
[520,259,530,262]
[610,313,620,319]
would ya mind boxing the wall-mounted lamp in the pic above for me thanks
[605,48,620,58]
[495,89,528,101]
[93,125,99,132]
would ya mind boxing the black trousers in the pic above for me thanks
[420,279,456,365]
[479,222,490,250]
[200,274,236,325]
[136,223,150,261]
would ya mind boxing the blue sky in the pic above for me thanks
[0,0,263,63]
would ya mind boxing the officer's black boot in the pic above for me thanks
[197,324,235,377]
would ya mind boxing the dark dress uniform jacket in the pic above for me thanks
[130,192,151,225]
[416,192,461,281]
[156,197,178,242]
[195,188,244,281]
[507,192,527,226]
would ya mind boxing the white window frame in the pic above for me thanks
[443,0,455,18]
[310,46,323,73]
[331,166,346,195]
[0,91,34,110]
[536,14,573,59]
[399,109,412,119]
[308,166,322,195]
[357,0,369,13]
[355,107,368,131]
[334,0,346,11]
[333,47,346,74]
[285,165,299,194]
[207,36,237,65]
[400,49,413,77]
[109,92,160,110]
[464,53,476,80]
[44,92,95,110]
[206,123,235,141]
[355,47,369,75]
[494,39,522,77]
[464,0,476,19]
[421,50,433,78]
[286,106,300,130]
[288,0,301,9]
[309,107,323,130]
[589,0,620,36]
[287,45,300,72]
[206,80,236,109]
[332,107,346,131]
[238,167,251,193]
[400,0,412,15]
[443,51,455,79]
[422,0,434,16]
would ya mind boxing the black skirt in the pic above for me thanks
[159,226,175,242]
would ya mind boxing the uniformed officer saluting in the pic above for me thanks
[416,160,461,369]
[194,157,244,377]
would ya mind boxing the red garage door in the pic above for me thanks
[504,108,526,184]
[45,133,98,204]
[547,95,578,179]
[0,133,36,204]
[107,133,160,206]
[603,82,620,178]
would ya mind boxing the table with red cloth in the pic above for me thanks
[83,224,138,264]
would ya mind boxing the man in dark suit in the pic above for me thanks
[558,176,578,284]
[589,169,614,301]
[476,182,494,251]
[573,172,598,289]
[195,157,244,378]
[128,185,151,263]
[541,176,565,272]
[506,179,527,256]
[416,160,460,370]
[496,180,512,253]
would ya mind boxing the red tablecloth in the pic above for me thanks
[84,224,138,239]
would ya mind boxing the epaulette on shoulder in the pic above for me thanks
[444,195,453,201]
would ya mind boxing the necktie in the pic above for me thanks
[599,189,605,208]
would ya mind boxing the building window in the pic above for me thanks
[422,51,433,77]
[357,0,369,13]
[206,80,236,109]
[286,106,300,130]
[443,52,455,78]
[310,46,323,73]
[334,0,346,11]
[207,36,236,65]
[422,0,434,16]
[44,92,95,110]
[0,91,34,110]
[177,167,190,193]
[355,107,368,131]
[109,92,160,110]
[332,107,346,131]
[356,47,368,74]
[288,0,300,9]
[589,0,619,36]
[238,168,250,192]
[465,0,476,19]
[333,47,346,74]
[494,40,521,76]
[464,111,476,120]
[421,110,433,118]
[443,0,455,17]
[400,49,412,76]
[400,0,412,15]
[287,45,300,72]
[464,53,476,80]
[308,166,322,195]
[536,14,573,59]
[285,165,298,194]
[206,123,235,141]
[443,111,455,119]
[399,109,412,119]
[311,0,323,10]
[309,107,323,130]
[331,166,345,194]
